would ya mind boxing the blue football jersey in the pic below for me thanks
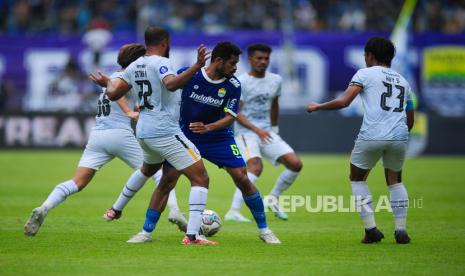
[178,67,241,140]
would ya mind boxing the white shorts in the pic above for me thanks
[78,129,143,170]
[138,133,201,171]
[235,132,294,166]
[350,140,407,171]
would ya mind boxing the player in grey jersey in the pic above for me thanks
[307,37,414,244]
[24,44,156,236]
[225,44,303,222]
[91,27,217,245]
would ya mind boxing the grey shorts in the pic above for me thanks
[350,140,407,171]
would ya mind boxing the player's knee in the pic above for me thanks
[141,164,158,177]
[288,159,303,172]
[234,171,251,187]
[192,171,209,188]
[247,158,263,176]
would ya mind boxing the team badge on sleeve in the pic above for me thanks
[218,88,226,98]
[160,66,168,74]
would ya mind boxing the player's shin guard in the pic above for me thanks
[351,181,376,229]
[389,182,409,230]
[244,191,267,229]
[113,170,148,211]
[270,169,299,198]
[186,186,208,235]
[42,180,79,210]
[143,208,161,233]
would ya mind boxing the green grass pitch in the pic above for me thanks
[1,151,465,275]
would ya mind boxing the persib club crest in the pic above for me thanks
[217,88,226,98]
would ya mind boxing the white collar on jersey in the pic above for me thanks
[201,67,226,84]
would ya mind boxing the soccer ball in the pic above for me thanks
[199,209,222,237]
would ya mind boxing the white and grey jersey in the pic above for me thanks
[121,55,181,138]
[234,72,282,135]
[349,66,413,141]
[93,71,136,132]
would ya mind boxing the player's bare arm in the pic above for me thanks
[90,72,131,101]
[163,44,210,91]
[116,97,139,121]
[406,110,414,131]
[236,100,272,143]
[270,96,279,132]
[306,85,362,112]
[189,114,235,134]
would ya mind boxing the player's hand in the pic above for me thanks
[189,122,210,134]
[89,71,110,87]
[195,44,211,69]
[306,103,320,113]
[126,111,139,121]
[256,128,272,144]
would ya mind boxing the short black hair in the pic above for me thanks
[247,43,272,56]
[364,37,396,66]
[117,43,146,68]
[144,26,170,46]
[211,41,242,62]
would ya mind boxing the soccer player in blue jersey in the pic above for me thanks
[127,41,281,244]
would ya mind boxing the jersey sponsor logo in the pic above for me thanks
[159,66,168,74]
[228,98,237,109]
[229,78,240,88]
[217,88,226,98]
[189,91,224,107]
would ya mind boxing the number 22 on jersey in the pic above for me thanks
[136,80,154,110]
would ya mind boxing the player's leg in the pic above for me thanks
[127,163,179,243]
[106,162,161,221]
[105,131,169,221]
[226,166,281,244]
[226,134,261,222]
[24,132,111,236]
[151,166,187,232]
[152,169,181,212]
[128,135,215,245]
[264,133,302,220]
[383,141,410,244]
[105,131,152,220]
[24,167,97,236]
[132,160,213,244]
[350,140,384,243]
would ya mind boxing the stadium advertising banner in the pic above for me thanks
[0,32,464,113]
[0,113,94,148]
[422,46,465,117]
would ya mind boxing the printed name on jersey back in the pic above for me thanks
[382,69,401,84]
[135,70,147,78]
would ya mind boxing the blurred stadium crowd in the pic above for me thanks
[1,0,465,34]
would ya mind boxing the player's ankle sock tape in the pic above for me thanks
[244,191,267,229]
[143,208,161,233]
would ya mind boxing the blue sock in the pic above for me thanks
[244,191,267,229]
[143,208,161,233]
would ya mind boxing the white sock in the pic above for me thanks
[151,169,180,211]
[351,181,376,229]
[389,182,409,230]
[112,170,148,211]
[42,180,79,210]
[230,172,258,210]
[186,186,208,235]
[270,169,299,197]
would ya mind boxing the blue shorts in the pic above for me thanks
[165,136,245,169]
